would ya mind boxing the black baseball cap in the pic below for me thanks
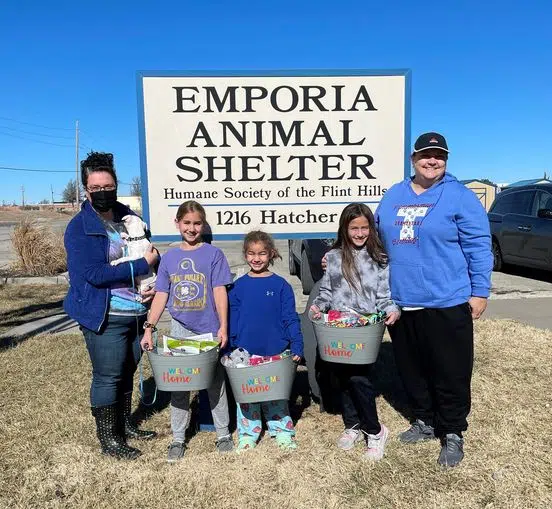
[413,132,449,153]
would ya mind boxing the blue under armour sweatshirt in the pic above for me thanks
[375,173,493,308]
[228,273,304,357]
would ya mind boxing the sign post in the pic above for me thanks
[137,70,411,241]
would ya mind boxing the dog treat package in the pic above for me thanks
[162,334,218,356]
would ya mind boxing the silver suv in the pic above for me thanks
[488,183,552,271]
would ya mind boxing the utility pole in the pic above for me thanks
[21,185,25,207]
[50,185,54,204]
[75,119,80,209]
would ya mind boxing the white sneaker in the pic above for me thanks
[363,424,389,461]
[337,425,362,450]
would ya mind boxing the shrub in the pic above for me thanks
[10,217,67,276]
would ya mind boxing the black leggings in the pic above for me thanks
[332,363,381,435]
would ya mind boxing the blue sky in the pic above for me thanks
[0,0,550,204]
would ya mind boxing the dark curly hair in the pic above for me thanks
[80,151,117,188]
[243,230,282,265]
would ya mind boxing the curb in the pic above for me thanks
[0,313,79,348]
[1,273,69,286]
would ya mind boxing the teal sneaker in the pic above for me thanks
[236,436,257,453]
[275,433,297,450]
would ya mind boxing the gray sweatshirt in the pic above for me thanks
[313,248,399,315]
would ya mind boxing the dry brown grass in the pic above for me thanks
[10,217,67,276]
[0,207,75,223]
[0,284,67,334]
[0,319,551,509]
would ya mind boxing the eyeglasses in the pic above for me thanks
[87,185,117,193]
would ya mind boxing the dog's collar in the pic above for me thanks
[127,234,147,241]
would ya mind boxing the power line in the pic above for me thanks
[80,128,111,146]
[0,131,89,150]
[0,124,74,140]
[0,130,75,147]
[0,166,73,173]
[0,115,73,131]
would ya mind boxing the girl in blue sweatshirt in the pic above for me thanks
[228,230,303,452]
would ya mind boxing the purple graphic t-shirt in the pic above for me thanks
[155,244,232,335]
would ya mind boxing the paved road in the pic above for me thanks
[485,298,552,330]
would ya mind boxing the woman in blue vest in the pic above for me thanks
[64,152,159,459]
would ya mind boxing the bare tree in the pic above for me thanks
[130,176,142,197]
[62,179,81,204]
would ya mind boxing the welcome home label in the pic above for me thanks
[162,366,201,384]
[241,374,281,395]
[323,340,366,359]
[138,70,410,240]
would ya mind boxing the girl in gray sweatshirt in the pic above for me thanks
[310,203,400,461]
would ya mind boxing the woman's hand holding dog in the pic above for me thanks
[140,286,156,304]
[144,245,159,266]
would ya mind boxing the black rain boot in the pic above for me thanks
[91,404,142,459]
[123,392,157,440]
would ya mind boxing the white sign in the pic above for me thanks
[137,71,411,240]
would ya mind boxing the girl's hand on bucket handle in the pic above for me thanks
[384,311,400,326]
[141,330,154,351]
[292,355,302,363]
[310,305,322,320]
[217,327,228,349]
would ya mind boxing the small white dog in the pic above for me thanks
[110,215,157,300]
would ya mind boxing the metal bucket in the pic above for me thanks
[224,354,297,404]
[313,320,386,365]
[146,346,219,391]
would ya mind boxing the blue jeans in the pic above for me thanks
[81,314,145,407]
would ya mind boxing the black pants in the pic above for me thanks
[332,363,381,435]
[388,303,473,437]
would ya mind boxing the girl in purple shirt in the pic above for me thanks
[141,201,234,461]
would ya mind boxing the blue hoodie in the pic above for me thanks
[375,173,492,308]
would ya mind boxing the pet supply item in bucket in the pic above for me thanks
[312,310,386,365]
[223,350,297,404]
[147,335,220,391]
[165,335,219,356]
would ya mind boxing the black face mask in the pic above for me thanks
[90,189,117,212]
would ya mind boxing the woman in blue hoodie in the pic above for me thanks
[376,132,493,468]
[64,152,159,459]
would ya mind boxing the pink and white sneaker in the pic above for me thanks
[363,424,389,461]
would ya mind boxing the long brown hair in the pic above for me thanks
[333,203,388,292]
